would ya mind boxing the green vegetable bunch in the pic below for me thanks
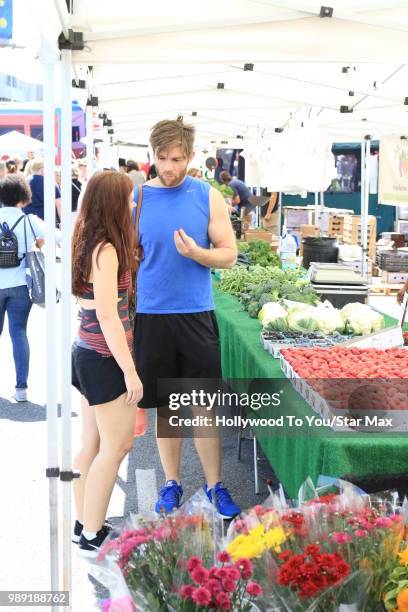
[218,265,319,318]
[237,240,281,268]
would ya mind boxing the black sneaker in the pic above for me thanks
[77,524,112,557]
[72,519,113,544]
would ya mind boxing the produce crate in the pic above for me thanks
[280,352,408,432]
[261,330,357,358]
[300,225,320,256]
[376,250,408,272]
[243,230,273,243]
[328,215,344,237]
[381,270,408,284]
[381,233,406,248]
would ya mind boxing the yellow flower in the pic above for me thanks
[400,548,408,566]
[227,524,287,561]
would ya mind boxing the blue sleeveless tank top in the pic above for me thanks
[136,176,215,314]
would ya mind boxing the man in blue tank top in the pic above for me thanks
[133,117,241,519]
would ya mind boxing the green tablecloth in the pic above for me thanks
[213,284,408,498]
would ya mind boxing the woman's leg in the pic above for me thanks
[72,395,100,524]
[82,392,136,532]
[6,286,32,389]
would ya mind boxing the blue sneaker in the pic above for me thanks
[155,480,183,514]
[204,482,241,519]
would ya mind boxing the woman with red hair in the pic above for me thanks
[71,171,144,556]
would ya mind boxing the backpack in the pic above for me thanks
[0,215,25,268]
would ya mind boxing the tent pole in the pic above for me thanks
[362,137,371,280]
[86,108,94,177]
[60,47,73,610]
[314,192,319,227]
[277,192,282,237]
[40,36,60,608]
[360,140,367,278]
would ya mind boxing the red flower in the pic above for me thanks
[191,566,210,585]
[192,587,211,606]
[215,592,231,610]
[179,585,194,599]
[217,568,228,580]
[246,581,263,597]
[278,550,292,562]
[186,556,203,572]
[217,551,231,564]
[235,558,253,579]
[209,567,219,580]
[304,544,320,556]
[221,578,237,593]
[226,567,240,581]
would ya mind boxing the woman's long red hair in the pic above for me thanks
[72,171,134,296]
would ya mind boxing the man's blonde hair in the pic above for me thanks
[150,116,195,158]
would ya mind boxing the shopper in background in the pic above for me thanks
[187,167,202,179]
[0,175,60,401]
[71,163,82,221]
[78,159,88,186]
[118,158,127,174]
[133,117,241,519]
[0,161,6,180]
[24,159,61,222]
[6,160,18,175]
[71,171,144,556]
[147,163,157,180]
[261,191,280,235]
[126,160,146,186]
[219,170,256,227]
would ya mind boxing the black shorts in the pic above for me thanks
[72,344,127,406]
[134,311,222,408]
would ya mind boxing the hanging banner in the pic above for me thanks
[0,0,13,40]
[379,136,408,205]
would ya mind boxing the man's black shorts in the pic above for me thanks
[133,311,222,408]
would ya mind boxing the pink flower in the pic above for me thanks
[226,567,240,581]
[222,578,237,593]
[192,587,211,606]
[375,517,393,529]
[253,504,266,516]
[191,566,210,585]
[209,567,219,579]
[206,578,222,595]
[217,568,228,580]
[355,529,368,538]
[235,558,253,579]
[186,556,203,572]
[101,600,111,612]
[332,531,352,545]
[179,585,195,600]
[109,596,137,612]
[390,513,404,523]
[246,581,263,597]
[215,592,231,610]
[217,550,231,563]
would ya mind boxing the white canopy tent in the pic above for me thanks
[0,130,46,154]
[4,1,408,609]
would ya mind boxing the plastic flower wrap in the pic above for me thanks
[93,490,223,612]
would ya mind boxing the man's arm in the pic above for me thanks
[173,188,237,269]
[264,192,278,220]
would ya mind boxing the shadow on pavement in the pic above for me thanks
[0,398,79,422]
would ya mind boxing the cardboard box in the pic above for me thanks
[244,230,273,243]
[300,225,320,255]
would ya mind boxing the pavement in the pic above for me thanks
[0,284,275,611]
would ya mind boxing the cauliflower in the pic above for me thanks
[259,302,288,331]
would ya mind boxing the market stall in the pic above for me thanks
[213,284,408,499]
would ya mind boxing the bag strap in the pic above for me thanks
[9,215,26,233]
[23,215,41,256]
[133,185,143,260]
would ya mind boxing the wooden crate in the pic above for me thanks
[299,225,320,256]
[381,270,408,284]
[244,230,274,243]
